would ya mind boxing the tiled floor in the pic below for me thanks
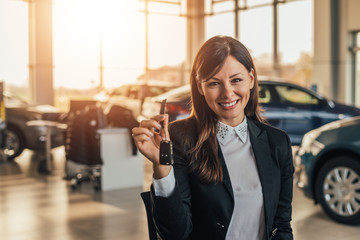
[0,147,359,240]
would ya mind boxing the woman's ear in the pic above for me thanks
[196,80,204,95]
[249,68,255,89]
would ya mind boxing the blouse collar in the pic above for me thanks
[217,117,248,145]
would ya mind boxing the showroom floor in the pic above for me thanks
[0,147,359,240]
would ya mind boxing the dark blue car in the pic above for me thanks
[295,116,360,224]
[259,81,360,144]
[139,80,360,145]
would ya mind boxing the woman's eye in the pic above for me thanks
[232,78,242,83]
[207,82,219,87]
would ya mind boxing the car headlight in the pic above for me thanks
[309,140,325,156]
[298,130,324,156]
[294,154,302,168]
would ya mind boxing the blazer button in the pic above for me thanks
[216,222,225,228]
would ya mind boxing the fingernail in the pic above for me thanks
[160,115,165,119]
[157,123,162,128]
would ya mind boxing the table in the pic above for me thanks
[97,128,144,191]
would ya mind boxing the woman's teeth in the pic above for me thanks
[220,100,237,107]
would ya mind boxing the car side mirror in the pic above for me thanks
[327,100,335,108]
[322,99,335,108]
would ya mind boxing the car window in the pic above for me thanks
[128,85,139,99]
[167,89,191,101]
[148,86,169,97]
[4,93,28,107]
[112,86,128,96]
[258,85,272,104]
[275,85,319,104]
[157,85,191,99]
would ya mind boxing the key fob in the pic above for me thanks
[159,140,173,165]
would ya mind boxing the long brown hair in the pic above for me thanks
[187,35,264,184]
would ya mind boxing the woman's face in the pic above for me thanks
[197,55,254,127]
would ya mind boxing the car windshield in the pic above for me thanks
[155,85,191,100]
[259,85,272,104]
[4,93,28,107]
[275,86,319,104]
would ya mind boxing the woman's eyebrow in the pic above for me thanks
[230,72,242,78]
[210,72,242,81]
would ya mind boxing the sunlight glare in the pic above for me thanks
[54,0,138,35]
[53,0,144,89]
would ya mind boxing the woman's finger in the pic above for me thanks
[149,114,168,138]
[133,134,152,143]
[139,119,163,133]
[132,127,154,139]
[132,125,162,149]
[151,114,166,122]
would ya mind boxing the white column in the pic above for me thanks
[313,0,332,99]
[28,0,54,105]
[185,0,205,85]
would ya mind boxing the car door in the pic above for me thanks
[272,84,323,144]
[259,84,287,130]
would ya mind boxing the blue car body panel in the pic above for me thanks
[295,116,360,201]
[259,81,360,145]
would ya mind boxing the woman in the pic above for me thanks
[132,36,294,240]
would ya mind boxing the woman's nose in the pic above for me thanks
[221,83,234,98]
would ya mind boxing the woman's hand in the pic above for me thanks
[132,114,171,178]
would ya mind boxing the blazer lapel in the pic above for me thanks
[217,142,234,199]
[248,120,275,225]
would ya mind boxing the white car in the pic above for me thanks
[95,81,177,118]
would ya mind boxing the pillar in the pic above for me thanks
[28,0,54,105]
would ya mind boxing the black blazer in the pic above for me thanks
[150,117,294,240]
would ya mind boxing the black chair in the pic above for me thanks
[140,191,159,240]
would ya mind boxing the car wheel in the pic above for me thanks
[4,126,25,161]
[315,156,360,225]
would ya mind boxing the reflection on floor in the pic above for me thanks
[0,147,359,240]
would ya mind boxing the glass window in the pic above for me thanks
[258,85,272,104]
[5,93,27,107]
[206,12,234,38]
[246,0,273,8]
[239,6,273,66]
[278,1,313,64]
[0,1,29,88]
[275,86,319,105]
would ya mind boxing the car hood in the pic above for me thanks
[315,116,360,133]
[308,116,360,147]
[6,104,63,121]
[331,101,360,116]
[26,104,60,113]
[297,117,359,157]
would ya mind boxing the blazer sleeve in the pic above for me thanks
[150,124,193,240]
[273,131,294,240]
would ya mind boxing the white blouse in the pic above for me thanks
[153,118,265,240]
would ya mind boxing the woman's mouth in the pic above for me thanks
[219,100,239,109]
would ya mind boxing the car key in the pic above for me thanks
[159,99,166,128]
[159,99,174,165]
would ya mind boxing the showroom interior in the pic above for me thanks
[1,0,360,239]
